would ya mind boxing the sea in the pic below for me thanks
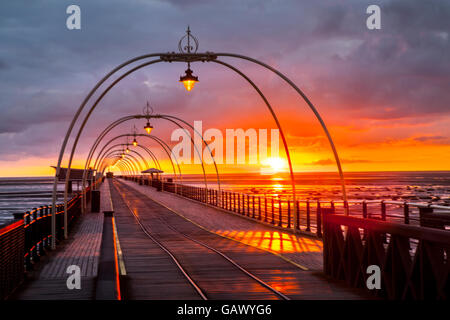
[1,171,449,227]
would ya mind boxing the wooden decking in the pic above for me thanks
[11,182,108,300]
[12,178,368,300]
[112,179,367,300]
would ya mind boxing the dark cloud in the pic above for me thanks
[0,0,449,162]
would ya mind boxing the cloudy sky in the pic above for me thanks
[0,0,449,176]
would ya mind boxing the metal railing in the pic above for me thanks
[322,210,450,300]
[0,187,90,300]
[121,175,450,237]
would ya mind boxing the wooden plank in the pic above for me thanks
[111,180,368,300]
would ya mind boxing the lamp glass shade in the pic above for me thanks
[144,123,153,134]
[179,68,198,92]
[132,139,138,147]
[182,80,196,91]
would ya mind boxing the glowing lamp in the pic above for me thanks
[179,68,198,92]
[132,138,138,147]
[121,153,125,158]
[126,147,130,153]
[144,121,153,134]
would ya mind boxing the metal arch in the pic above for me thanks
[113,161,127,175]
[160,115,222,205]
[155,117,209,193]
[115,162,129,175]
[100,153,137,174]
[82,132,182,213]
[214,53,347,210]
[95,143,150,172]
[106,151,143,173]
[82,133,183,213]
[61,59,163,240]
[83,115,140,180]
[138,144,162,170]
[84,114,217,186]
[98,149,146,175]
[52,53,167,248]
[108,156,135,175]
[210,59,298,227]
[81,113,219,212]
[90,134,182,188]
[61,59,217,241]
[98,148,148,173]
[119,158,137,175]
[113,161,125,174]
[54,51,346,248]
[103,152,140,174]
[83,114,213,192]
[112,158,133,175]
[111,157,133,175]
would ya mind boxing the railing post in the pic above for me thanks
[404,202,410,224]
[252,196,255,218]
[361,200,368,239]
[316,201,322,237]
[362,200,368,219]
[271,197,275,225]
[32,208,39,262]
[278,198,282,227]
[247,195,250,216]
[287,200,291,228]
[381,200,386,221]
[38,206,45,256]
[24,211,32,271]
[258,196,261,220]
[306,200,311,232]
[296,200,300,230]
[264,196,268,222]
[237,193,241,214]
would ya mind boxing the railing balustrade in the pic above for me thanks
[120,175,450,238]
[0,185,91,300]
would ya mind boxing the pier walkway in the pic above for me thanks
[118,179,325,271]
[111,179,365,299]
[12,178,368,300]
[11,181,109,299]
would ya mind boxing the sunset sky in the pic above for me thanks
[0,0,449,177]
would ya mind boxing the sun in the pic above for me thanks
[260,157,287,174]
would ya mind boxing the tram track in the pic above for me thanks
[112,179,291,300]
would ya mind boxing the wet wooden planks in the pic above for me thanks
[13,277,96,300]
[111,186,202,300]
[112,180,368,300]
[12,182,110,300]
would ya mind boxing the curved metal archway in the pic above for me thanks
[80,114,218,215]
[105,151,143,172]
[98,145,148,172]
[82,133,183,213]
[83,114,219,191]
[94,144,150,173]
[52,34,347,248]
[110,157,136,175]
[108,154,139,175]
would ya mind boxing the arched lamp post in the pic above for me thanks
[51,27,347,249]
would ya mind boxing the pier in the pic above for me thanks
[0,27,448,302]
[1,176,448,300]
